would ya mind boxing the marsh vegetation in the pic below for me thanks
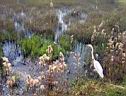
[0,0,126,96]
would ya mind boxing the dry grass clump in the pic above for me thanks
[2,57,12,76]
[103,25,126,82]
[25,11,58,37]
[0,0,17,5]
[23,45,68,95]
[70,78,126,96]
[6,76,16,88]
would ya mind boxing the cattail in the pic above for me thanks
[108,38,114,47]
[49,64,58,72]
[46,45,53,54]
[110,56,114,62]
[59,52,65,62]
[122,52,126,57]
[98,20,105,30]
[39,56,46,66]
[91,26,98,42]
[43,54,50,61]
[111,28,115,35]
[6,76,16,88]
[101,29,106,36]
[52,81,58,85]
[39,54,50,65]
[58,62,67,72]
[50,0,53,8]
[2,57,12,75]
[6,79,14,88]
[49,61,67,73]
[26,75,40,88]
[40,85,45,91]
[26,75,33,88]
[2,57,9,62]
[70,35,74,43]
[118,43,123,50]
[33,79,40,86]
[37,76,42,81]
[93,25,97,33]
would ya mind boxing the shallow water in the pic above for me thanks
[54,9,69,43]
[54,8,87,43]
[2,41,23,63]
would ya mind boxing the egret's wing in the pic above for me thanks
[94,60,104,78]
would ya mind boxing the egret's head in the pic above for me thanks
[86,44,95,59]
[87,44,93,50]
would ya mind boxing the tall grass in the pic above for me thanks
[70,78,126,96]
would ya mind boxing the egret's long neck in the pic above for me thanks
[91,47,95,60]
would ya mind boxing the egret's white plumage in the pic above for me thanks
[87,44,104,78]
[93,60,104,78]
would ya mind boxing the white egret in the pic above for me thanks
[87,44,104,78]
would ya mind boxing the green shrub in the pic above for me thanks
[20,35,66,59]
[40,39,65,60]
[19,35,42,58]
[40,39,53,55]
[59,35,72,51]
[52,44,65,60]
